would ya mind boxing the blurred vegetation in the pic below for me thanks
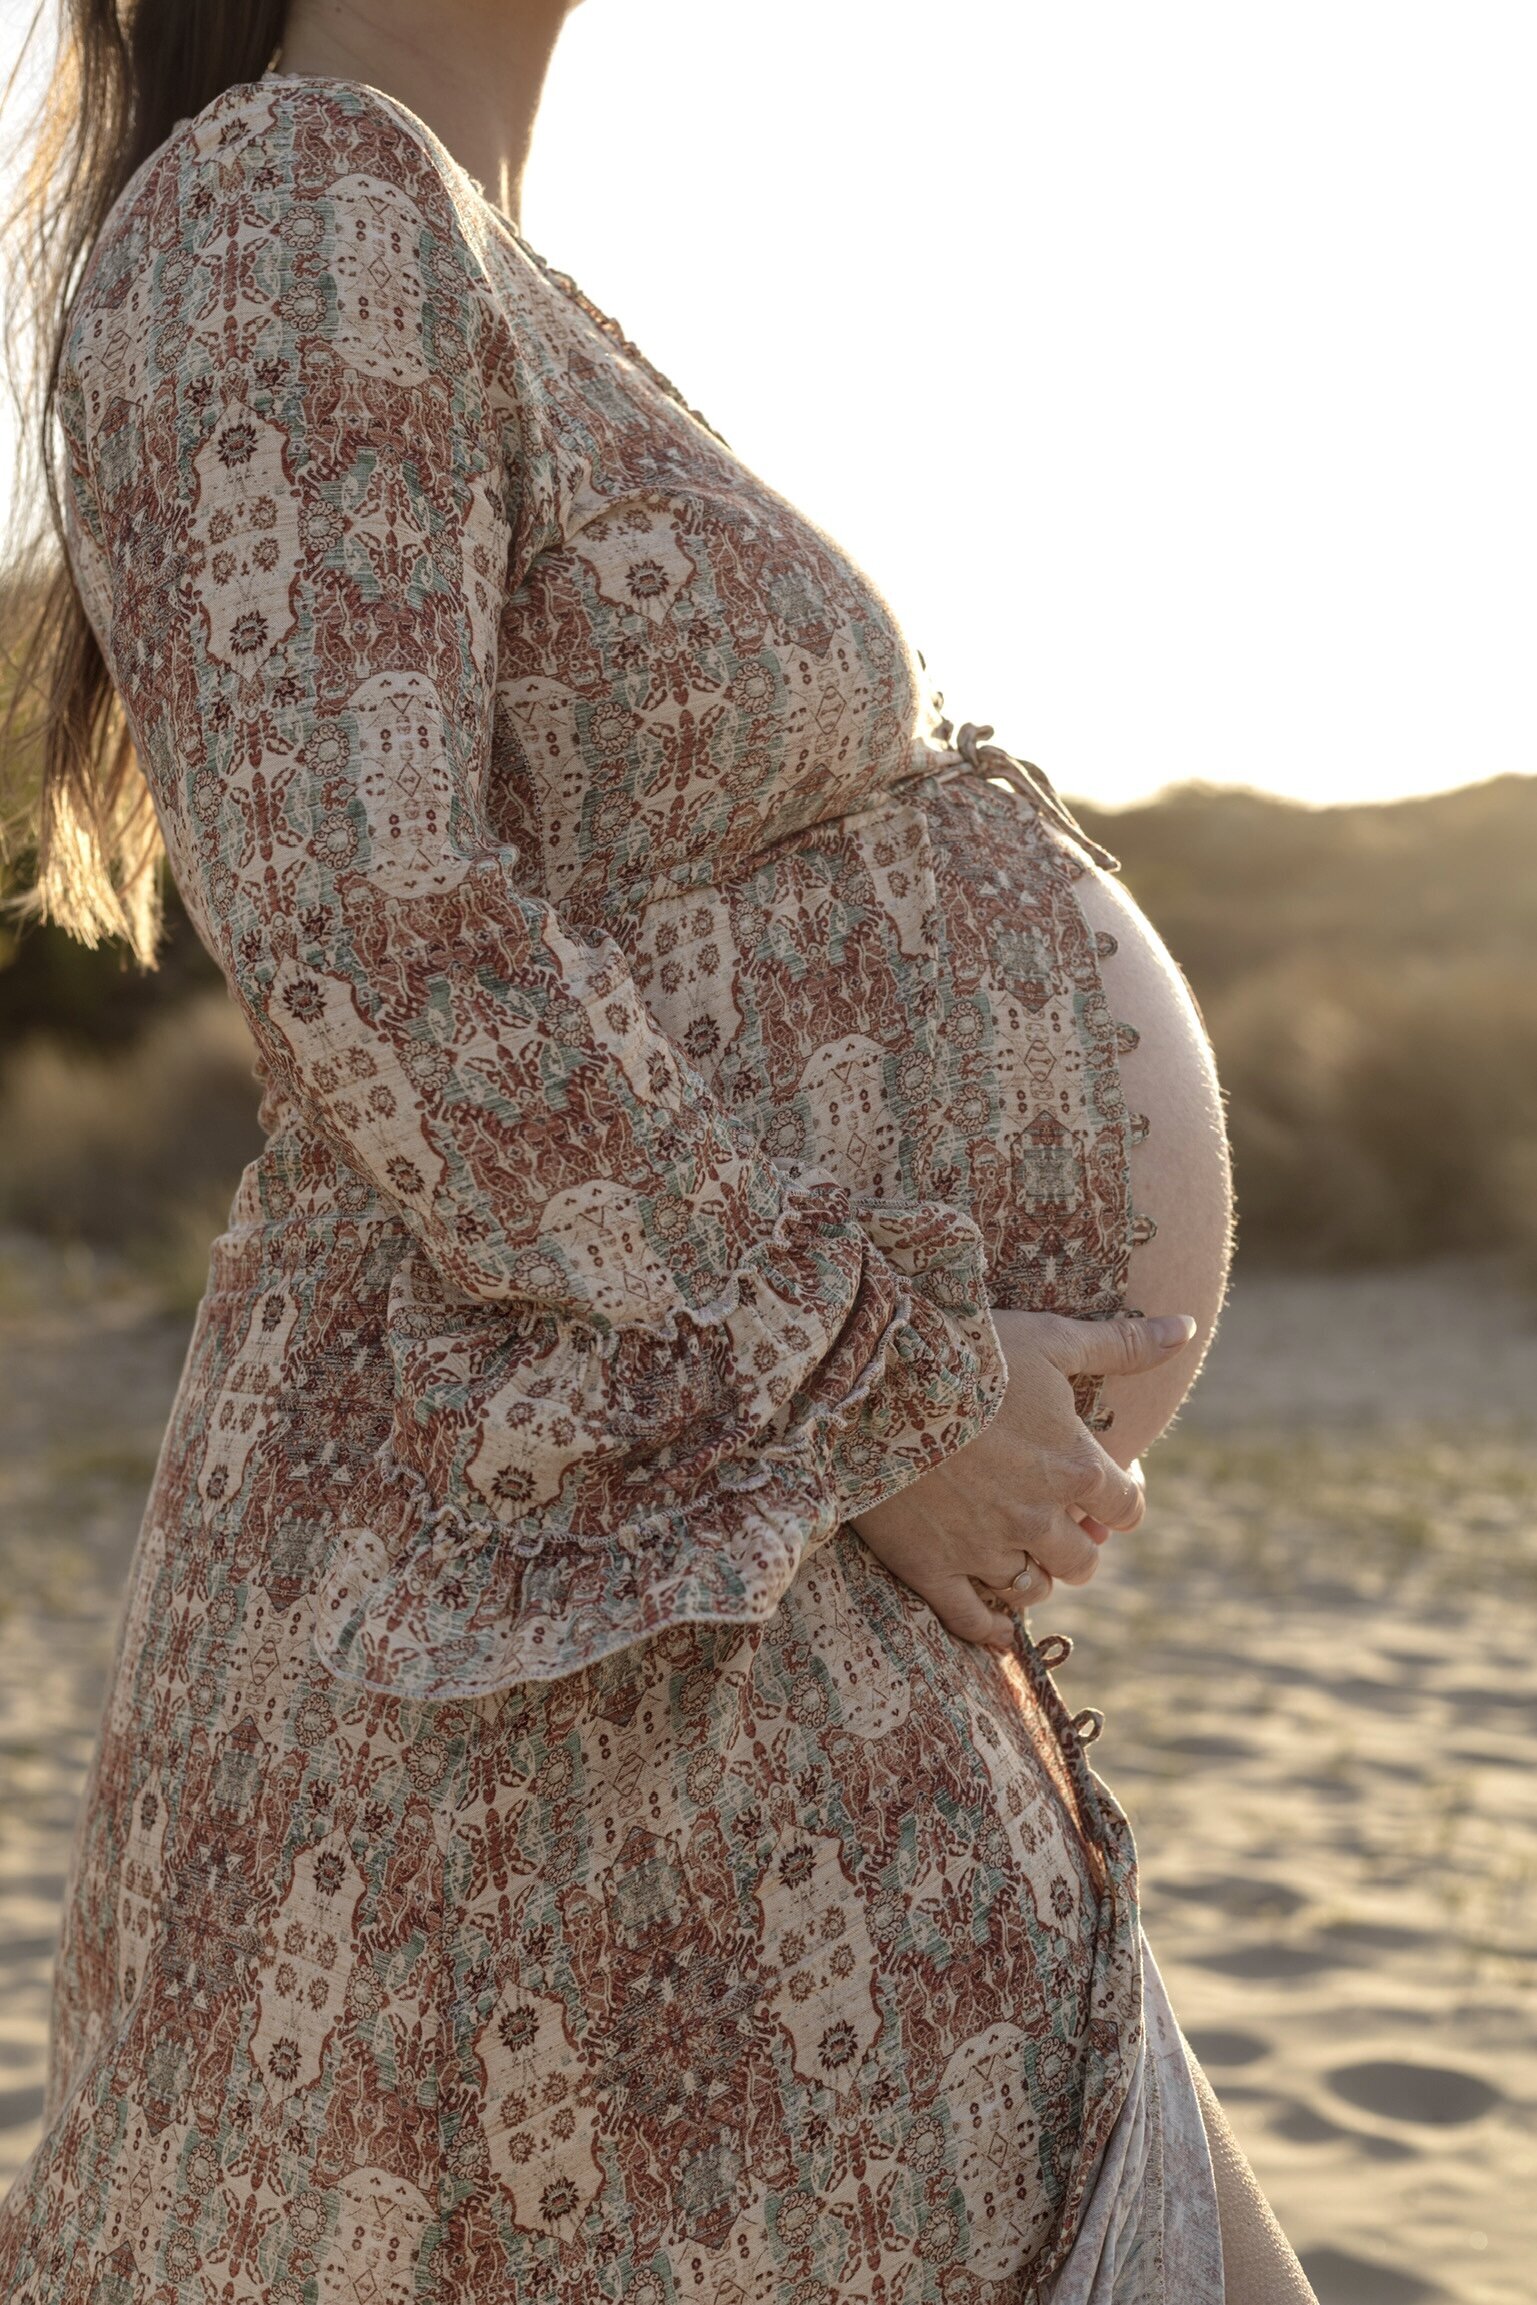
[0,981,263,1308]
[0,769,1534,1303]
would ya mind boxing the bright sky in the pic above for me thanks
[2,0,1532,809]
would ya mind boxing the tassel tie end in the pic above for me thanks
[941,718,1122,875]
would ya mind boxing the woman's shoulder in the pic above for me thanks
[63,71,526,443]
[84,72,497,294]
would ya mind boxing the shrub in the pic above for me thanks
[1207,954,1537,1266]
[0,988,262,1253]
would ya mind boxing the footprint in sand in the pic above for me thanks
[1184,2026,1270,2069]
[1154,1732,1263,1761]
[1326,2059,1503,2126]
[0,2082,44,2135]
[1327,1674,1426,1716]
[1194,1941,1343,1980]
[1158,1874,1308,1922]
[0,1936,61,1971]
[1317,1920,1432,1955]
[1268,2103,1415,2159]
[1299,2245,1449,2304]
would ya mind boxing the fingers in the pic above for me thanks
[1005,1555,1054,1610]
[976,1555,1056,1613]
[960,1474,1120,1592]
[850,1375,1161,1649]
[920,1574,1020,1654]
[1068,1441,1146,1532]
[970,1438,1140,1586]
[1042,1309,1197,1381]
[1026,1508,1105,1587]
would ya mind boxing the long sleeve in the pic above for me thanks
[59,80,1007,1694]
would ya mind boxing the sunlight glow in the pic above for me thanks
[527,2,1535,809]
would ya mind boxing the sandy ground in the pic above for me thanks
[0,1236,1534,2304]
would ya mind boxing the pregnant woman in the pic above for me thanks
[0,1,1314,2298]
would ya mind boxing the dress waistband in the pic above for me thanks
[910,718,1122,876]
[592,715,1121,918]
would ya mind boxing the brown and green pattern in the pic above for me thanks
[0,73,1186,2302]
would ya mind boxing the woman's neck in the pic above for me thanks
[274,0,576,229]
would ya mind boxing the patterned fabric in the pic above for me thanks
[1044,1941,1226,2305]
[0,75,1217,2303]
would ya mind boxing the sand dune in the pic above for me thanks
[1,1237,1533,2303]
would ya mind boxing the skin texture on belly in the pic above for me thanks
[1067,859,1235,1469]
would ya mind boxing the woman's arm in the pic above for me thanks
[59,79,1012,1692]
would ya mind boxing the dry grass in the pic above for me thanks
[0,989,262,1307]
[1208,953,1537,1271]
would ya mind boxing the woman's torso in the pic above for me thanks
[231,74,1230,1396]
[2,73,1230,2301]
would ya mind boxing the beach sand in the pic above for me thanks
[1,1238,1533,2303]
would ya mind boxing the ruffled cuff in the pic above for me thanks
[312,1174,1005,1697]
[816,1201,1008,1522]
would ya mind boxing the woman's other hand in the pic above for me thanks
[848,1309,1197,1651]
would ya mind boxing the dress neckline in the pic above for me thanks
[259,67,731,448]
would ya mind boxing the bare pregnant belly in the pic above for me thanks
[1071,857,1234,1467]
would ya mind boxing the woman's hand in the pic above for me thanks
[849,1308,1197,1651]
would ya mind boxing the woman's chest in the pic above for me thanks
[482,253,932,912]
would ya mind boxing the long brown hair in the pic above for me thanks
[0,0,287,966]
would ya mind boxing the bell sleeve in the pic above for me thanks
[59,81,1006,1695]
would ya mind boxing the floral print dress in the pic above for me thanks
[0,75,1221,2304]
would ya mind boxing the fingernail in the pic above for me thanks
[1147,1314,1197,1347]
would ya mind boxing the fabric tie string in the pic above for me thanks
[940,718,1122,875]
